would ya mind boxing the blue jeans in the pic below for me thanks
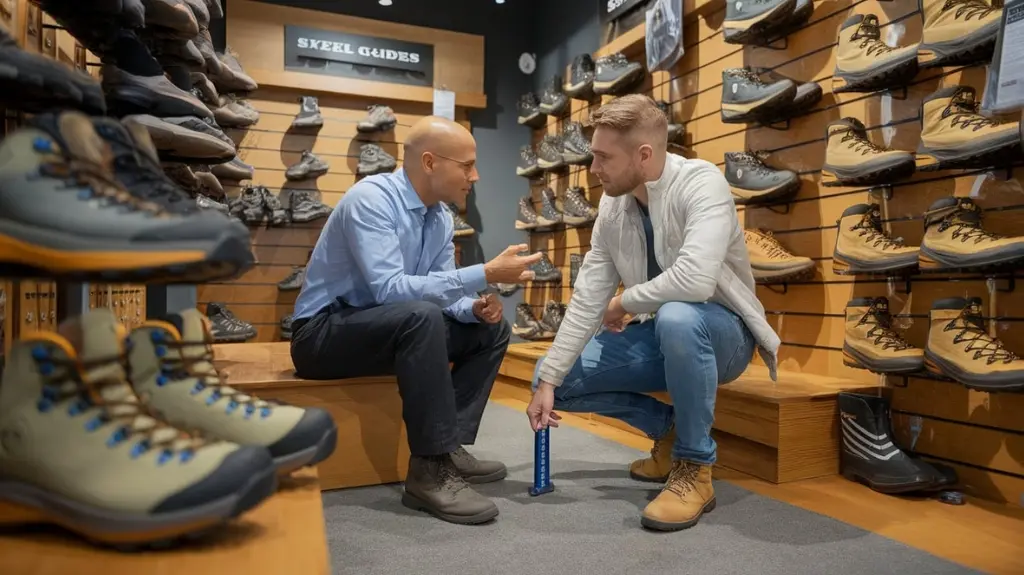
[532,301,756,465]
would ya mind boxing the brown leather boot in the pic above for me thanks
[641,460,715,531]
[401,454,499,525]
[629,425,674,483]
[451,446,508,484]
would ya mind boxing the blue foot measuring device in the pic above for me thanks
[529,427,555,496]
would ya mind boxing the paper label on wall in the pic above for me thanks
[994,2,1024,111]
[433,89,456,120]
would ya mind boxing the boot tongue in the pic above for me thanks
[963,297,985,327]
[92,118,139,164]
[31,111,111,166]
[856,15,881,38]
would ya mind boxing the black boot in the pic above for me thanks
[402,454,499,525]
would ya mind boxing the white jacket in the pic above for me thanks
[537,153,781,386]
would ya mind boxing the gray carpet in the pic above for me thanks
[322,402,978,575]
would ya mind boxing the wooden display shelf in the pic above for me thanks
[0,469,330,575]
[214,342,410,490]
[499,342,879,483]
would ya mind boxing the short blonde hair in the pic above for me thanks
[590,94,667,135]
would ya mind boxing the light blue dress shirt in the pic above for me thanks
[292,168,487,323]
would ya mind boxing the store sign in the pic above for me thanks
[284,25,434,85]
[601,0,648,23]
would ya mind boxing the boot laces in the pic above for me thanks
[159,335,273,416]
[751,230,791,260]
[943,0,995,21]
[736,151,776,175]
[665,461,700,497]
[945,91,997,130]
[41,159,164,215]
[854,17,895,56]
[859,300,914,351]
[854,209,904,250]
[840,129,887,155]
[939,206,1004,244]
[437,454,470,493]
[734,68,767,86]
[946,307,1018,364]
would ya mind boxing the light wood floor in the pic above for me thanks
[489,383,1024,575]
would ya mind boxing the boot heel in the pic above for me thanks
[832,256,853,275]
[819,169,839,186]
[918,253,940,270]
[842,349,865,370]
[924,356,945,377]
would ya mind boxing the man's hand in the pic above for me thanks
[484,244,543,284]
[472,293,503,324]
[602,295,630,332]
[526,381,562,431]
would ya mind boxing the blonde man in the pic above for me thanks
[526,95,780,531]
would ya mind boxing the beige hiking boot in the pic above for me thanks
[744,228,815,282]
[919,196,1024,270]
[0,309,276,548]
[641,461,715,531]
[918,0,1000,68]
[629,424,674,483]
[925,297,1024,392]
[843,297,924,374]
[915,86,1020,171]
[833,14,919,93]
[127,309,338,475]
[821,117,916,187]
[833,203,919,275]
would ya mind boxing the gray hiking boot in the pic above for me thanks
[285,189,332,223]
[196,194,229,213]
[356,104,397,133]
[194,169,224,198]
[724,151,800,205]
[259,186,289,227]
[539,188,564,226]
[211,156,254,181]
[562,186,597,225]
[443,202,475,237]
[538,74,569,116]
[516,145,541,178]
[101,64,212,119]
[190,72,219,104]
[659,101,684,143]
[450,446,507,484]
[539,301,567,337]
[291,96,323,129]
[280,314,293,341]
[357,143,397,176]
[512,303,547,340]
[537,134,566,170]
[278,266,305,291]
[228,185,266,225]
[562,121,592,165]
[516,197,541,230]
[125,114,236,164]
[720,67,797,124]
[210,49,257,93]
[402,454,498,525]
[285,151,329,181]
[531,251,562,283]
[593,52,644,95]
[570,253,582,289]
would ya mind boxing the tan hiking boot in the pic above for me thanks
[127,309,338,475]
[629,424,674,483]
[919,196,1024,269]
[833,203,919,274]
[925,297,1024,392]
[843,297,924,374]
[833,13,919,93]
[402,454,499,525]
[744,228,815,282]
[641,460,715,531]
[918,0,1000,68]
[915,86,1019,171]
[821,117,916,187]
[0,309,276,548]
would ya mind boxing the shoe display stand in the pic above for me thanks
[508,1,1024,507]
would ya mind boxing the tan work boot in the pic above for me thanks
[402,453,499,525]
[821,117,916,187]
[916,86,1019,171]
[629,424,675,483]
[833,203,919,275]
[641,460,715,531]
[833,13,919,93]
[919,196,1024,270]
[0,309,277,548]
[744,228,815,282]
[843,297,925,374]
[918,0,1000,68]
[128,309,338,475]
[925,297,1024,392]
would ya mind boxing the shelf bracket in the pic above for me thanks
[753,36,789,51]
[762,202,791,215]
[759,118,791,131]
[868,184,893,200]
[763,282,788,295]
[988,274,1016,293]
[883,86,909,101]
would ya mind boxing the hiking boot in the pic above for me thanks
[925,297,1024,392]
[920,197,1024,270]
[278,266,305,291]
[538,301,566,337]
[539,188,564,227]
[443,202,475,237]
[563,53,596,98]
[212,156,254,181]
[280,314,293,341]
[214,94,260,128]
[356,104,397,133]
[190,72,219,104]
[538,74,569,116]
[838,392,946,494]
[833,203,920,274]
[291,96,323,129]
[771,0,814,40]
[724,151,800,205]
[402,454,499,525]
[129,309,339,474]
[357,143,397,176]
[593,53,644,95]
[182,0,209,27]
[0,308,277,548]
[821,117,916,187]
[210,49,258,93]
[658,101,684,143]
[723,0,797,45]
[843,297,925,374]
[531,250,562,283]
[163,163,199,189]
[228,185,266,224]
[720,68,797,124]
[102,65,211,120]
[517,92,543,127]
[516,197,542,230]
[194,27,223,76]
[494,283,521,296]
[206,0,223,20]
[562,122,593,165]
[641,460,715,531]
[744,229,815,282]
[196,194,228,213]
[205,302,255,343]
[916,86,1020,171]
[146,37,205,70]
[629,424,675,482]
[569,253,582,289]
[125,114,236,164]
[0,26,106,115]
[285,189,332,223]
[450,446,507,484]
[833,14,919,93]
[750,67,822,119]
[285,151,329,181]
[517,145,542,178]
[918,0,1000,68]
[142,0,198,37]
[562,187,598,225]
[537,134,566,171]
[194,170,224,199]
[512,303,547,340]
[259,186,289,227]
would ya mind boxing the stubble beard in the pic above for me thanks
[602,165,645,197]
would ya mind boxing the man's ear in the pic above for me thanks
[638,144,654,163]
[421,151,434,174]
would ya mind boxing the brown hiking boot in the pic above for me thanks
[833,203,919,275]
[641,461,715,532]
[744,228,815,282]
[629,425,674,483]
[915,86,1020,171]
[843,297,924,374]
[450,446,507,484]
[402,454,499,524]
[356,104,397,133]
[925,297,1024,392]
[821,117,915,187]
[919,196,1024,270]
[833,13,918,93]
[918,0,1000,68]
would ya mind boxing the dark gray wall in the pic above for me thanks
[530,0,602,92]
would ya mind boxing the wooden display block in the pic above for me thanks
[213,342,410,491]
[498,342,878,484]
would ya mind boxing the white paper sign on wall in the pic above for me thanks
[433,88,456,120]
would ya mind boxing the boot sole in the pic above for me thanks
[751,260,815,283]
[924,351,1024,393]
[915,130,1021,172]
[564,152,593,165]
[126,114,236,163]
[516,166,543,178]
[356,120,398,133]
[454,228,475,237]
[640,496,716,532]
[400,492,498,525]
[515,220,540,230]
[918,243,1024,272]
[833,56,919,94]
[537,158,567,170]
[832,251,919,275]
[593,66,645,95]
[918,20,1000,69]
[842,344,924,375]
[730,176,800,205]
[629,470,669,483]
[105,80,212,121]
[272,424,339,475]
[722,0,798,44]
[840,467,935,495]
[820,154,916,187]
[0,52,105,115]
[720,83,797,124]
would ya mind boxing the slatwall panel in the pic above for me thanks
[527,0,1024,505]
[197,85,470,343]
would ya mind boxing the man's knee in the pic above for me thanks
[489,317,512,347]
[400,300,445,330]
[655,302,708,345]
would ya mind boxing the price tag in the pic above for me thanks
[992,1,1024,112]
[432,88,455,120]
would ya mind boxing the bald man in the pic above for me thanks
[290,116,541,525]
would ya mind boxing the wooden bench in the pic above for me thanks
[213,342,410,491]
[498,342,878,483]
